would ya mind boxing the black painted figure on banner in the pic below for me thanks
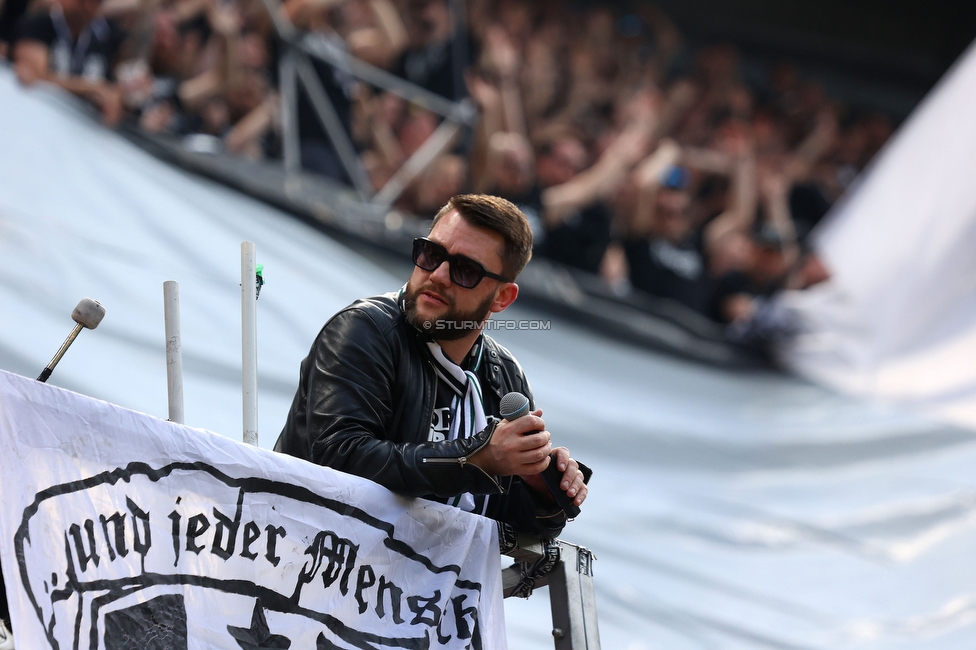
[275,194,590,539]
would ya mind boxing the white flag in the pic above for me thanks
[0,369,506,649]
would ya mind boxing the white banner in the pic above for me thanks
[0,370,505,649]
[777,40,976,429]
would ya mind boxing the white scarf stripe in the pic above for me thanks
[426,341,489,516]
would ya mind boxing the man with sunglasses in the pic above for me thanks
[276,194,589,538]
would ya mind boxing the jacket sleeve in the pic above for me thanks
[284,307,506,498]
[488,476,569,540]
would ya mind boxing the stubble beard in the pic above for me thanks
[403,281,495,341]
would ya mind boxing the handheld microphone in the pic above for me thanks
[500,391,581,518]
[37,298,106,383]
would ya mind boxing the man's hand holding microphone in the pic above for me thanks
[468,392,589,518]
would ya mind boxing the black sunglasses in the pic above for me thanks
[412,238,511,289]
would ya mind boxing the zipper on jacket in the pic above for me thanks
[421,428,501,492]
[422,456,468,467]
[421,430,491,468]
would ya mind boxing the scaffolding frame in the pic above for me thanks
[502,533,602,649]
[261,0,476,207]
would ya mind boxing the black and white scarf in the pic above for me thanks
[426,338,489,514]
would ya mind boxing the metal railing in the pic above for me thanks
[501,529,601,649]
[259,0,476,207]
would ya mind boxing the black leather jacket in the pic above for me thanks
[274,292,567,538]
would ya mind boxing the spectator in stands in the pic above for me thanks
[619,125,752,316]
[410,152,468,217]
[353,86,405,188]
[12,0,127,124]
[623,152,711,313]
[709,167,797,322]
[280,0,406,180]
[122,4,201,132]
[0,0,31,58]
[394,0,471,101]
[468,25,653,274]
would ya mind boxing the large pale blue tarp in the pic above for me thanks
[2,64,976,648]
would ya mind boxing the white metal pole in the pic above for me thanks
[241,242,259,445]
[163,281,185,424]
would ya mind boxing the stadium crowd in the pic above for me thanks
[0,0,895,330]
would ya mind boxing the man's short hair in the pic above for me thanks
[432,194,534,280]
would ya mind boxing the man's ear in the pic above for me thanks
[489,282,519,314]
